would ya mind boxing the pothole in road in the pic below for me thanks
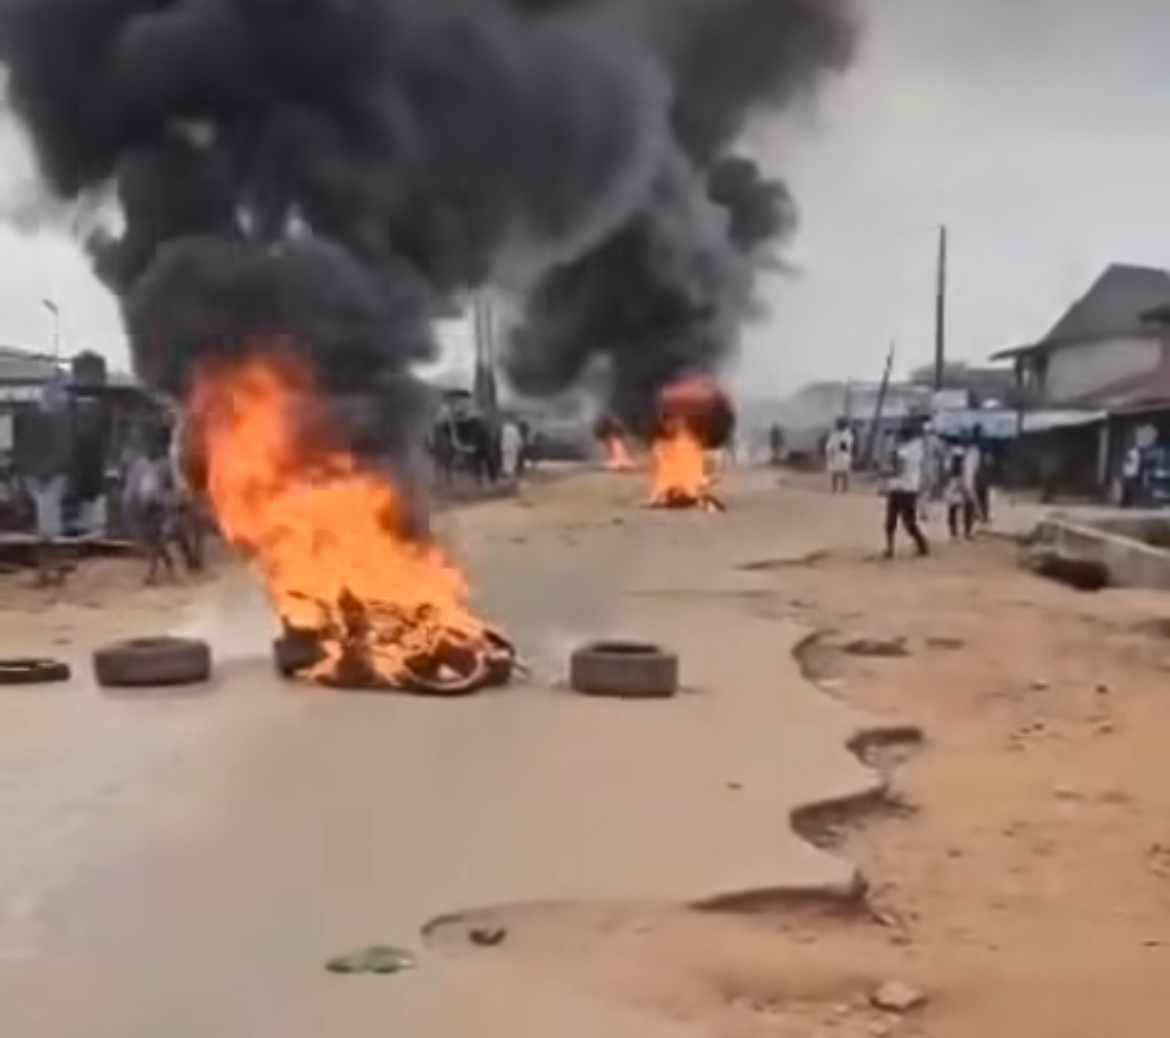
[793,788,919,853]
[422,898,915,1038]
[421,619,933,1038]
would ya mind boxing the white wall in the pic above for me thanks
[1045,334,1162,403]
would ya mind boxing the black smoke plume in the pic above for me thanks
[0,0,669,462]
[0,0,856,457]
[500,0,856,436]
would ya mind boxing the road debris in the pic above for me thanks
[0,657,71,686]
[841,636,909,659]
[568,640,679,698]
[326,945,417,975]
[92,636,212,689]
[869,980,927,1013]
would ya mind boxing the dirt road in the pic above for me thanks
[0,470,883,1038]
[4,471,1170,1038]
[437,477,1170,1038]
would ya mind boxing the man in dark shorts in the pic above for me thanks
[883,422,929,559]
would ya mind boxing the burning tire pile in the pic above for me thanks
[273,599,517,696]
[646,377,732,513]
[186,353,517,696]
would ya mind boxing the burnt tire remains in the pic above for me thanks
[569,641,679,698]
[0,657,71,686]
[93,637,213,689]
[273,629,325,679]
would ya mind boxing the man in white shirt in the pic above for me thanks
[500,419,524,482]
[824,419,855,494]
[1121,440,1143,508]
[883,422,929,558]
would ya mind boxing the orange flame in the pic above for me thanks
[649,418,710,504]
[647,376,727,510]
[186,345,511,693]
[605,434,635,471]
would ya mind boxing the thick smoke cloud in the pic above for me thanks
[0,0,856,453]
[500,0,856,434]
[0,0,670,451]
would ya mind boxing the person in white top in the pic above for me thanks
[500,419,524,481]
[824,419,855,494]
[883,422,929,558]
[943,434,978,540]
[1121,439,1143,508]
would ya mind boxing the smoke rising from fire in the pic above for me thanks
[500,0,857,433]
[0,0,856,448]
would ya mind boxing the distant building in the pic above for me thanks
[991,263,1170,410]
[0,344,60,400]
[907,361,1016,407]
[776,379,930,428]
[0,345,62,456]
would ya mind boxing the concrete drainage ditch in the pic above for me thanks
[1023,514,1170,592]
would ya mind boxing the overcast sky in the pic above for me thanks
[1,0,1168,398]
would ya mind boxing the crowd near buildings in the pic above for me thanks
[768,262,1170,509]
[6,260,1170,555]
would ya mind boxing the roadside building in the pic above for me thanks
[990,263,1170,501]
[0,346,168,534]
[992,263,1170,410]
[0,345,61,460]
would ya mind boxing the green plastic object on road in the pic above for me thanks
[325,945,417,975]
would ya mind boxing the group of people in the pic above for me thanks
[823,417,993,559]
[7,387,206,585]
[429,405,529,490]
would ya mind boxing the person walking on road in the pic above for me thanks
[944,436,976,540]
[824,418,855,494]
[883,422,929,559]
[500,418,523,483]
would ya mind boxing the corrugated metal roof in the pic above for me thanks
[992,264,1170,361]
[0,344,60,384]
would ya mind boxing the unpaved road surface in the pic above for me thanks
[0,470,885,1038]
[441,478,1170,1038]
[5,472,1170,1038]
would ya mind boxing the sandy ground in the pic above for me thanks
[4,470,1170,1037]
[426,475,1170,1038]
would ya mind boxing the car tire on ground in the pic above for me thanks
[272,629,325,679]
[568,641,679,698]
[92,636,213,688]
[0,657,71,686]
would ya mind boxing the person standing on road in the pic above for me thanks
[122,427,180,584]
[1121,436,1144,508]
[969,424,992,524]
[883,422,929,559]
[824,418,855,494]
[500,418,523,483]
[944,435,976,540]
[768,423,784,466]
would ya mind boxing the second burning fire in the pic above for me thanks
[598,377,732,512]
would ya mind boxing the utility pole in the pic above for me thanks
[471,293,500,425]
[863,340,896,468]
[41,297,61,362]
[933,224,948,392]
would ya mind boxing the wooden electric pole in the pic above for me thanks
[863,340,896,467]
[933,224,948,392]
